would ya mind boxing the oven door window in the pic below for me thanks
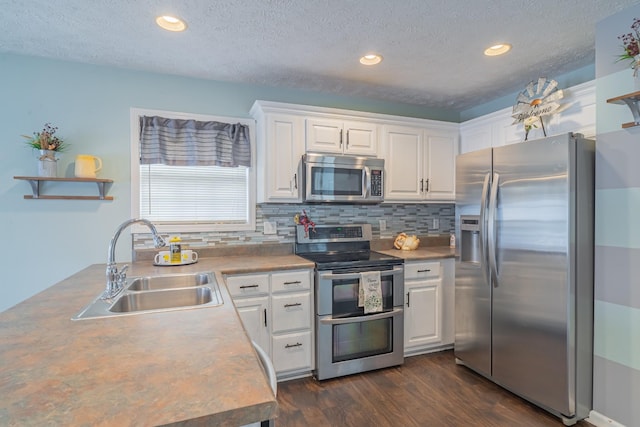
[332,276,393,317]
[333,317,393,362]
[311,166,364,196]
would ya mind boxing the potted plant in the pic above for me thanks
[22,123,69,177]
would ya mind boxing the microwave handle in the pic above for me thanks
[319,308,403,325]
[318,267,403,281]
[363,166,371,198]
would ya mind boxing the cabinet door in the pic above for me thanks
[424,132,457,201]
[343,120,378,156]
[234,296,270,353]
[265,113,304,201]
[306,118,343,154]
[383,125,424,201]
[404,279,442,350]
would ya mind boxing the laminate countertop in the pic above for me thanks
[0,254,313,427]
[377,246,456,261]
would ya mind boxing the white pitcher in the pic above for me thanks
[74,154,102,178]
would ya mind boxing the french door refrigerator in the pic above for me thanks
[454,133,594,426]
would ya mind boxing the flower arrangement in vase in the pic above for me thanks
[22,123,69,177]
[618,17,640,80]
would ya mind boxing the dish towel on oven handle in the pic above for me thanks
[359,271,382,313]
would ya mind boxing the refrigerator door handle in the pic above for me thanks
[479,172,491,286]
[488,172,500,286]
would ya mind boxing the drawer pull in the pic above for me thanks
[240,284,260,289]
[284,302,302,308]
[285,342,302,349]
[417,269,432,273]
[283,280,302,285]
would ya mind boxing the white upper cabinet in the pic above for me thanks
[384,124,457,202]
[306,118,378,156]
[251,102,305,202]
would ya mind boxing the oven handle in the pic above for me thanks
[318,267,403,281]
[319,308,403,325]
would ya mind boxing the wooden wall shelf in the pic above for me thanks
[13,176,114,200]
[606,90,640,129]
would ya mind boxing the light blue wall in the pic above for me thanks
[0,53,458,312]
[593,5,640,426]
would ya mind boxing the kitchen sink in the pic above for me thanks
[126,272,212,291]
[72,272,223,320]
[110,287,214,313]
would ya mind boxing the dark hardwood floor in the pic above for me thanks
[275,350,592,427]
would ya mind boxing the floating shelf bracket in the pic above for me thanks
[606,91,640,129]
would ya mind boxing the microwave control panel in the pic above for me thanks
[371,169,383,196]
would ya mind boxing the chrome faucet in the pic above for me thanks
[103,218,166,299]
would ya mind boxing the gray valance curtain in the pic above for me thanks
[139,116,251,167]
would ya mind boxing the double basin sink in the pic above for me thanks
[73,272,223,320]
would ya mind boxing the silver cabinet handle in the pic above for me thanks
[285,342,302,349]
[293,173,297,190]
[263,308,267,327]
[420,178,424,192]
[346,129,350,148]
[406,292,410,307]
[426,178,430,192]
[283,280,301,285]
[284,302,302,308]
[339,129,343,147]
[417,269,431,273]
[240,284,259,289]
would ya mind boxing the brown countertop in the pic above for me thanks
[0,254,313,427]
[377,246,456,261]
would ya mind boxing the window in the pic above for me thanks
[130,108,256,233]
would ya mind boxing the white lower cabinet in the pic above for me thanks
[403,259,455,356]
[225,269,314,380]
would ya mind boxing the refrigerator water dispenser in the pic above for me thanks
[460,215,480,263]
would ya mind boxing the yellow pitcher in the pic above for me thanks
[74,154,102,178]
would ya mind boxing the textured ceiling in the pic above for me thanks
[1,0,638,112]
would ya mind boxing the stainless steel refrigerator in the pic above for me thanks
[454,133,594,426]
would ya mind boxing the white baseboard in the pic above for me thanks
[586,410,626,427]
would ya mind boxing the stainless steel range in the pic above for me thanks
[295,223,405,380]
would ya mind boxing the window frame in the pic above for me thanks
[130,107,256,233]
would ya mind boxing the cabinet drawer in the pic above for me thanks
[271,291,311,333]
[405,262,441,279]
[272,330,312,373]
[271,270,311,293]
[225,274,270,297]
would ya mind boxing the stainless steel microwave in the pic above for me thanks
[302,153,384,203]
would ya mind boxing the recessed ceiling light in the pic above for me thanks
[360,53,383,66]
[156,15,187,32]
[484,43,511,56]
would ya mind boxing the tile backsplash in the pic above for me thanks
[133,203,454,249]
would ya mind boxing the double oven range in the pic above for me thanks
[295,224,405,380]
